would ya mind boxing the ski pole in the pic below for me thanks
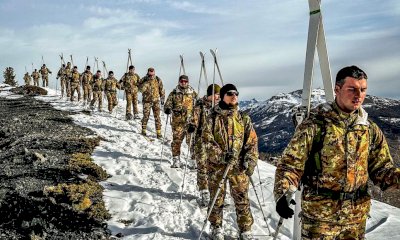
[158,115,170,166]
[177,134,193,213]
[249,177,272,235]
[256,164,266,204]
[273,186,297,240]
[198,163,232,240]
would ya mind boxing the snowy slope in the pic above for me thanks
[27,88,400,240]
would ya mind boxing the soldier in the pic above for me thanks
[56,64,67,97]
[65,62,72,97]
[69,66,81,102]
[164,75,198,167]
[138,67,165,138]
[119,65,141,120]
[274,65,400,239]
[39,64,52,87]
[187,84,221,207]
[81,66,93,105]
[202,83,259,240]
[31,69,40,87]
[23,72,32,86]
[103,71,120,113]
[90,70,104,112]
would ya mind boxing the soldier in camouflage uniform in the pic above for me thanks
[90,70,104,111]
[31,69,40,87]
[23,72,32,85]
[274,65,400,240]
[65,62,72,97]
[138,67,165,138]
[164,75,198,167]
[81,66,93,105]
[202,84,259,240]
[104,71,120,113]
[119,65,141,120]
[188,84,221,207]
[69,66,81,102]
[39,64,52,87]
[56,64,67,97]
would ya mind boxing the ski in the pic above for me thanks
[209,49,224,86]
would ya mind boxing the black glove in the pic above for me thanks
[276,195,296,219]
[160,97,165,105]
[187,124,196,133]
[224,151,236,164]
[164,108,171,115]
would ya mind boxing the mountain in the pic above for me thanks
[242,89,400,156]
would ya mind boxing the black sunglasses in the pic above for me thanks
[226,90,239,96]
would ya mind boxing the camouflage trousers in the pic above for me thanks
[208,163,253,232]
[302,217,366,240]
[33,79,40,87]
[70,83,81,101]
[42,75,49,87]
[142,101,161,132]
[82,84,92,103]
[125,90,139,115]
[90,91,103,111]
[106,91,118,113]
[60,78,66,97]
[193,135,208,190]
[171,121,191,157]
[66,80,71,97]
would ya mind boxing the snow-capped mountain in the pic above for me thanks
[243,89,400,155]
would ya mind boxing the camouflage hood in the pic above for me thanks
[174,85,195,95]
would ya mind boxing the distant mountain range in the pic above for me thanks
[240,89,400,155]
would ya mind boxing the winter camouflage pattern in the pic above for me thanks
[90,75,104,111]
[139,75,165,133]
[302,218,366,239]
[70,71,81,101]
[39,66,52,87]
[56,66,67,97]
[164,85,198,157]
[104,76,120,113]
[202,104,259,232]
[23,73,32,85]
[31,71,40,87]
[274,102,400,236]
[81,71,93,103]
[191,96,213,190]
[120,72,141,115]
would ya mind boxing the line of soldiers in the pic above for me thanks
[23,64,52,87]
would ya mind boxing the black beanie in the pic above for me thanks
[219,83,237,98]
[207,84,221,96]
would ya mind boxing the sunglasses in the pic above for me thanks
[226,90,239,96]
[179,79,188,83]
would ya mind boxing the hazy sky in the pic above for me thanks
[1,0,399,100]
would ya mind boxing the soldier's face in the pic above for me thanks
[179,79,188,88]
[223,90,238,106]
[208,93,220,102]
[148,70,155,76]
[335,77,367,113]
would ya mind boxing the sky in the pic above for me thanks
[1,0,399,100]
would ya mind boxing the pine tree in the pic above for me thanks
[3,67,17,86]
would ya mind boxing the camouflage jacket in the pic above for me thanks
[119,72,140,93]
[81,71,93,86]
[39,67,52,76]
[104,77,119,92]
[57,67,65,79]
[202,103,259,173]
[92,76,104,92]
[23,74,31,84]
[138,75,165,103]
[191,95,213,137]
[64,66,72,79]
[164,85,198,124]
[70,71,80,84]
[31,71,40,80]
[274,102,400,224]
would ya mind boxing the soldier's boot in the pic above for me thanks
[171,156,181,168]
[198,189,210,207]
[126,113,133,120]
[239,231,254,240]
[141,128,147,136]
[156,129,162,139]
[134,113,140,119]
[210,226,224,240]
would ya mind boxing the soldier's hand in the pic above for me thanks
[224,151,236,164]
[164,108,171,115]
[242,161,255,176]
[276,195,296,219]
[160,97,165,105]
[187,123,196,133]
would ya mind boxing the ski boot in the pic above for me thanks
[134,113,140,119]
[171,156,181,168]
[239,231,254,240]
[210,226,224,240]
[126,113,133,120]
[198,189,210,207]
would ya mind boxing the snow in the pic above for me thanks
[2,86,400,240]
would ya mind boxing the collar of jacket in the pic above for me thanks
[175,85,194,94]
[214,102,238,116]
[315,101,369,127]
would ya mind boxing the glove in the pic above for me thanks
[160,97,165,105]
[187,124,196,133]
[276,195,296,219]
[164,108,171,115]
[224,151,236,164]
